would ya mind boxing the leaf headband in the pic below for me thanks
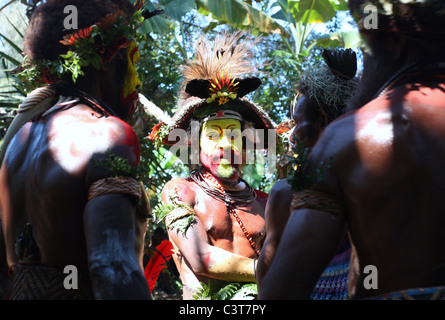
[16,1,163,91]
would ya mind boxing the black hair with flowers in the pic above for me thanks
[24,0,135,62]
[19,0,162,90]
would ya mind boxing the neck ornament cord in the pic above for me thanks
[52,81,117,117]
[374,60,445,99]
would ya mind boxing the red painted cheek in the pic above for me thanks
[120,89,138,120]
[200,150,218,173]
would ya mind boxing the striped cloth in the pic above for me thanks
[366,286,445,300]
[310,237,351,300]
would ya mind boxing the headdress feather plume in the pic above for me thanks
[182,31,260,84]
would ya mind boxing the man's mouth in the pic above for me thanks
[212,153,239,166]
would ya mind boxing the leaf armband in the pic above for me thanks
[165,206,195,230]
[153,201,196,235]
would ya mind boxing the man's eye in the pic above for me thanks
[207,133,219,140]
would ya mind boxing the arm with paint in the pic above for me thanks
[83,117,150,299]
[169,217,257,283]
[161,179,256,283]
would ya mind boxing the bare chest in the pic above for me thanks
[193,187,266,255]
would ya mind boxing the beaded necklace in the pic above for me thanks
[189,167,261,256]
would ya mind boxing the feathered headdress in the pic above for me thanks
[181,32,261,103]
[162,31,274,146]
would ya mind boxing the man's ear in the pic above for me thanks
[100,50,126,72]
[100,51,128,91]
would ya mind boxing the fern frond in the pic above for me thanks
[230,283,258,300]
[213,283,240,300]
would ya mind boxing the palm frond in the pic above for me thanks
[0,32,23,55]
[0,51,21,66]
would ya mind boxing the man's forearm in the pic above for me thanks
[84,194,151,299]
[205,245,257,283]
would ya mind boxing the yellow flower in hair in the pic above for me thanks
[207,72,239,105]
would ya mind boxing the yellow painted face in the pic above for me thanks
[122,41,141,102]
[200,118,243,178]
[200,118,242,155]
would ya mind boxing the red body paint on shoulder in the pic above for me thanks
[204,251,211,276]
[111,116,141,166]
[255,189,268,207]
[255,189,268,199]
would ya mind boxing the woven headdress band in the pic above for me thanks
[201,110,243,124]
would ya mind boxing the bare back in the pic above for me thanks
[311,83,445,298]
[0,102,141,272]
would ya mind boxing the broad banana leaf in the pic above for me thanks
[196,0,287,35]
[157,0,196,21]
[138,0,196,34]
[289,0,337,24]
[139,15,171,34]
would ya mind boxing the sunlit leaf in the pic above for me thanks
[289,0,336,24]
[157,0,196,21]
[196,0,287,35]
[330,0,349,11]
[139,15,171,34]
[324,30,362,48]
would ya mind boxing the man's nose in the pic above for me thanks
[218,134,232,149]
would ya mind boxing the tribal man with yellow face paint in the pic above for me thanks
[0,1,161,300]
[157,32,275,300]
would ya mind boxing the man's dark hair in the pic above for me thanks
[349,0,445,38]
[296,49,358,127]
[24,0,135,62]
[346,0,445,111]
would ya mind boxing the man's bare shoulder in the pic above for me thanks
[309,110,358,165]
[310,92,398,162]
[51,105,140,165]
[161,177,196,205]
